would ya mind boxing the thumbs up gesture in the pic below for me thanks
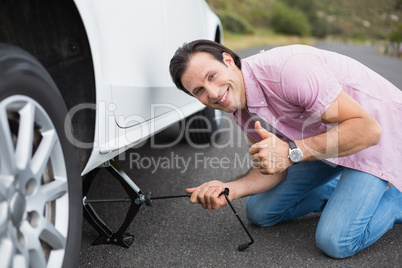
[249,121,291,175]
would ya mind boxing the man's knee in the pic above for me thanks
[315,226,352,259]
[245,199,282,227]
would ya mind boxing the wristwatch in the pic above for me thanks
[288,141,303,165]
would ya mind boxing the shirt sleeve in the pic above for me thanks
[279,53,343,119]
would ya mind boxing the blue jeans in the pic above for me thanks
[245,161,402,258]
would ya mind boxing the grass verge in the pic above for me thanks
[222,29,316,51]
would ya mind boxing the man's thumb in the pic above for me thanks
[255,121,271,139]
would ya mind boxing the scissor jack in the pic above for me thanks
[82,159,254,251]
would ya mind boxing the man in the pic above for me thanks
[169,40,402,258]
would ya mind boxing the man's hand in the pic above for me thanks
[186,168,287,211]
[249,121,292,175]
[186,180,232,210]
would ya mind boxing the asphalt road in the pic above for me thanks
[78,42,402,268]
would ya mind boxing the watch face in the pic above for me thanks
[289,149,303,163]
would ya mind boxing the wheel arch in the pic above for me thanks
[0,0,96,172]
[215,25,222,43]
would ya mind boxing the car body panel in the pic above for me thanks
[72,0,222,174]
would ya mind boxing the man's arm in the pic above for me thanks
[298,91,382,161]
[249,91,382,174]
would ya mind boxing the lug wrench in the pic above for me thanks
[147,188,254,251]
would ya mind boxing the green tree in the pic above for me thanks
[216,10,254,34]
[270,1,312,36]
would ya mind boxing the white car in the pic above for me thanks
[0,0,222,267]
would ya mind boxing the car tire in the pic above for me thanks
[185,107,223,145]
[0,44,82,267]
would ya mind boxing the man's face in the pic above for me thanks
[181,52,246,113]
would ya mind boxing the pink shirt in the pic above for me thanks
[233,45,402,191]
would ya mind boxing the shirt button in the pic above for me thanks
[261,101,264,104]
[299,115,304,119]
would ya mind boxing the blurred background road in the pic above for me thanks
[78,43,401,267]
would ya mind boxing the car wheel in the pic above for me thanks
[0,44,82,267]
[186,107,224,145]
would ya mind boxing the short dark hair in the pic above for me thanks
[169,39,242,95]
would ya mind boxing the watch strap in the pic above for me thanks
[288,140,297,150]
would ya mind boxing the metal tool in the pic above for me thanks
[82,160,254,251]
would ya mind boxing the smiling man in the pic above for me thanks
[169,39,402,258]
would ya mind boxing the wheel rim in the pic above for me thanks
[0,95,69,268]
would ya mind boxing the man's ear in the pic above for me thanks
[222,52,234,66]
